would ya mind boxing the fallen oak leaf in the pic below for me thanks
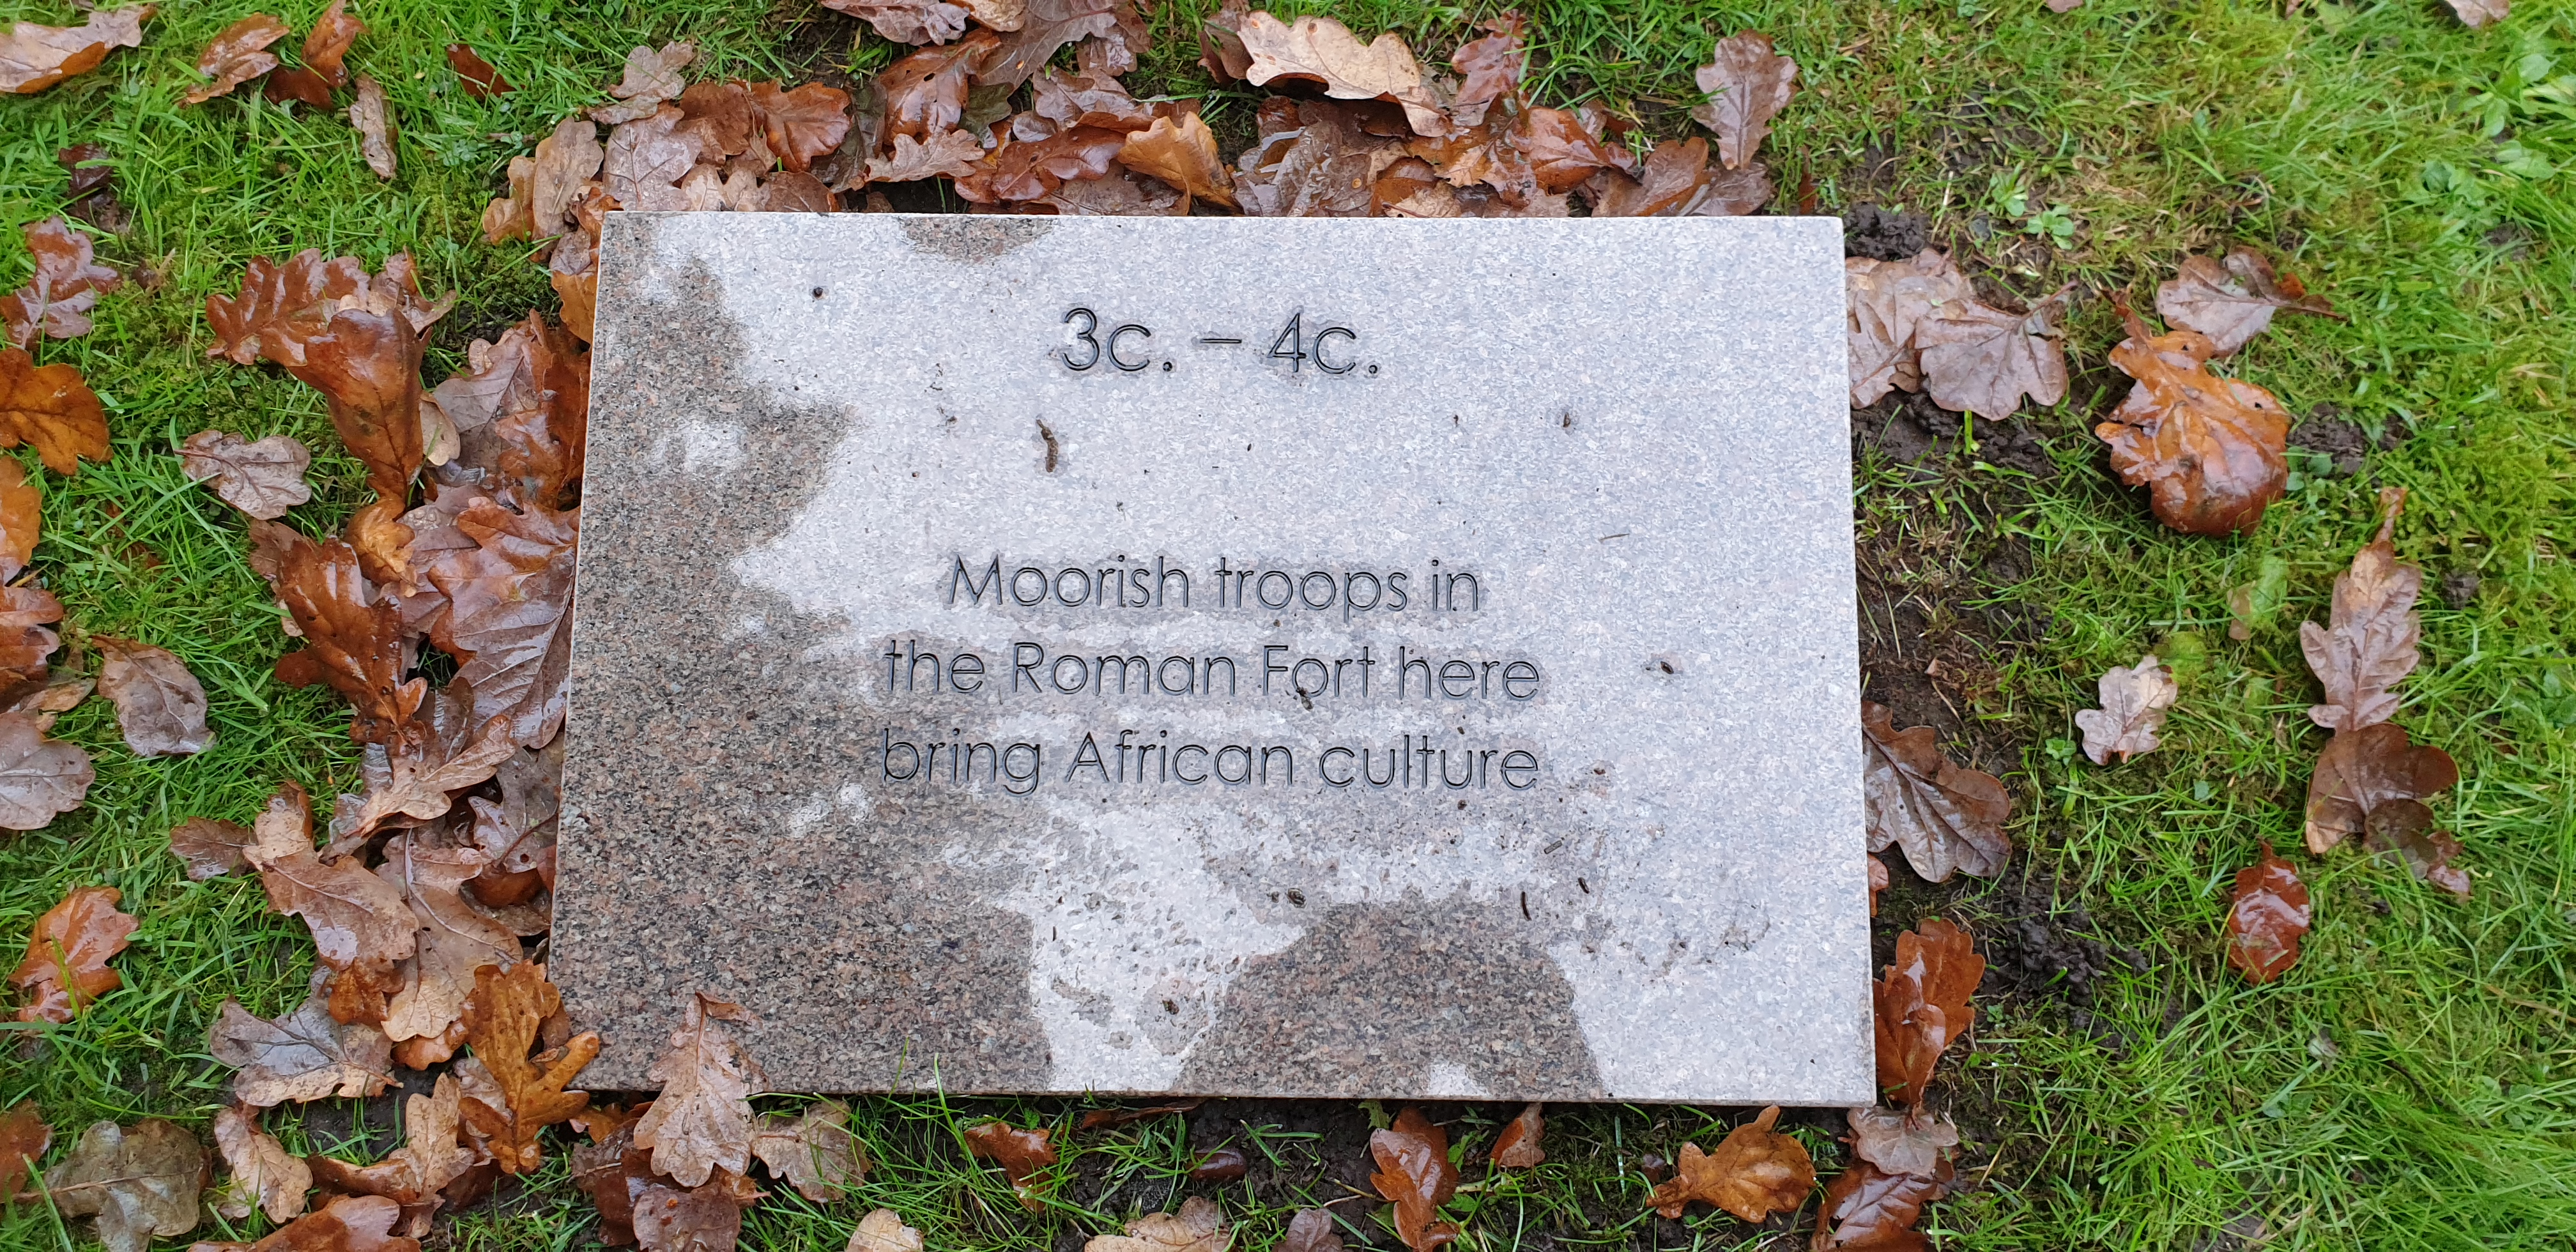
[1814,1156,1951,1249]
[0,457,35,577]
[2363,799,2471,899]
[1915,284,2072,418]
[635,992,767,1189]
[2227,843,2310,984]
[181,14,288,106]
[753,80,855,173]
[1234,98,1404,218]
[1084,1195,1230,1252]
[40,1119,207,1252]
[245,779,419,1026]
[1586,138,1711,218]
[272,531,420,744]
[1690,32,1797,171]
[94,636,213,756]
[1447,13,1526,128]
[374,831,519,1052]
[1844,1106,1958,1180]
[567,1116,654,1246]
[3,216,122,348]
[750,1100,865,1203]
[459,961,599,1174]
[2074,653,2177,765]
[280,0,364,97]
[0,583,63,692]
[422,500,576,748]
[593,42,695,125]
[169,816,254,880]
[963,1120,1056,1213]
[212,1104,310,1223]
[822,0,970,46]
[208,973,395,1106]
[977,0,1126,89]
[1116,113,1237,211]
[0,1101,47,1198]
[1197,0,1252,81]
[306,1073,475,1221]
[332,712,518,844]
[2301,487,2421,732]
[866,130,986,183]
[1512,107,1623,194]
[195,1193,419,1252]
[180,430,312,519]
[1646,1106,1814,1222]
[1032,70,1155,131]
[1188,1147,1248,1181]
[1238,12,1450,138]
[1369,1106,1457,1252]
[2095,296,2290,536]
[2155,247,2340,355]
[0,347,112,474]
[1489,1102,1544,1167]
[447,45,510,98]
[1274,1209,1343,1252]
[2446,0,2507,26]
[1867,853,1887,915]
[1844,248,1974,407]
[1873,919,1981,1107]
[631,1168,760,1252]
[1074,1100,1200,1130]
[880,31,1003,142]
[0,5,153,96]
[2303,721,2458,855]
[11,883,135,1023]
[847,1209,925,1252]
[0,708,93,829]
[1860,701,2010,882]
[349,74,396,179]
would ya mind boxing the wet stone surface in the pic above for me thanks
[553,213,1871,1103]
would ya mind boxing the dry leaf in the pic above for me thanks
[2074,654,2177,765]
[94,636,213,756]
[1860,702,2009,882]
[963,1120,1056,1212]
[1085,1196,1230,1252]
[183,14,288,105]
[2303,721,2457,855]
[978,0,1127,89]
[0,347,112,474]
[2446,0,2507,30]
[594,42,694,123]
[750,1100,864,1203]
[4,216,122,348]
[1369,1107,1457,1252]
[0,457,36,576]
[349,75,396,179]
[1845,1106,1958,1179]
[1814,1156,1951,1249]
[2227,843,2309,984]
[1915,285,2072,418]
[0,6,153,95]
[271,531,419,743]
[459,961,599,1173]
[1489,1102,1544,1167]
[208,975,395,1106]
[213,1104,311,1223]
[0,1101,47,1198]
[822,0,970,45]
[2095,298,2290,536]
[181,430,312,520]
[847,1209,924,1252]
[755,80,855,172]
[1238,13,1450,137]
[1690,32,1796,170]
[1873,919,1981,1107]
[2301,491,2420,732]
[1646,1106,1814,1222]
[2363,799,2471,899]
[1844,249,1974,407]
[42,1119,206,1252]
[1117,113,1237,211]
[11,883,135,1023]
[2154,247,2338,355]
[1275,1210,1343,1252]
[447,45,511,98]
[0,708,93,828]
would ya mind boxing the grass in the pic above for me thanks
[1,0,2572,1248]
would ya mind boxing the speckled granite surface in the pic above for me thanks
[553,213,1870,1103]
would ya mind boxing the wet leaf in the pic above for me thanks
[375,832,519,1051]
[0,347,111,474]
[1480,1103,1546,1169]
[1032,70,1154,131]
[42,1119,206,1252]
[208,974,395,1106]
[1117,113,1236,210]
[866,130,985,183]
[2095,298,2289,536]
[821,0,970,46]
[594,42,696,124]
[4,216,122,349]
[418,500,575,747]
[204,1193,420,1252]
[1814,1156,1951,1249]
[880,31,1002,141]
[956,123,1126,204]
[750,1100,864,1203]
[1844,249,1974,407]
[2074,654,2177,765]
[1873,919,1981,1107]
[1867,853,1889,915]
[0,457,36,577]
[1368,1106,1457,1252]
[979,0,1125,90]
[1845,1106,1957,1180]
[1186,1146,1248,1181]
[633,992,765,1189]
[604,105,702,210]
[1198,0,1252,81]
[307,1073,475,1216]
[1084,1196,1230,1252]
[1274,1210,1344,1252]
[1234,98,1402,218]
[2301,490,2421,732]
[1239,12,1449,137]
[447,44,510,98]
[182,14,288,105]
[0,581,62,691]
[459,961,599,1173]
[1074,1100,1200,1130]
[1448,13,1526,128]
[1512,108,1620,193]
[749,80,853,173]
[349,74,396,179]
[0,1101,47,1198]
[1915,284,2072,418]
[2227,843,2309,984]
[213,1104,310,1223]
[2154,247,2339,355]
[2363,799,2471,899]
[296,0,363,88]
[633,1171,755,1252]
[846,1208,925,1252]
[10,883,134,1023]
[0,6,153,96]
[963,1120,1056,1212]
[1586,137,1708,217]
[261,256,439,497]
[94,636,213,756]
[271,531,418,743]
[2303,721,2457,855]
[1690,32,1796,170]
[247,791,418,1027]
[0,708,92,829]
[1646,1105,1813,1222]
[2446,0,2506,26]
[181,430,312,520]
[1859,702,2009,882]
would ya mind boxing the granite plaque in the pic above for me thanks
[555,213,1870,1104]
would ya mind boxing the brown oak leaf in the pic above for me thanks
[276,257,440,496]
[1915,284,2072,418]
[11,883,135,1023]
[94,636,213,756]
[182,14,288,105]
[447,44,510,98]
[750,1100,864,1203]
[955,123,1126,204]
[2154,247,2339,355]
[4,216,121,348]
[0,707,92,829]
[1085,1196,1229,1252]
[306,1073,477,1223]
[847,1208,926,1252]
[1448,13,1527,128]
[1032,70,1154,131]
[2301,489,2420,732]
[2447,0,2508,26]
[272,531,420,744]
[879,31,999,141]
[1845,1105,1958,1179]
[201,1193,420,1252]
[420,500,576,747]
[212,1104,310,1223]
[2227,843,2310,984]
[1489,1102,1544,1167]
[1844,249,1974,407]
[1587,138,1711,217]
[1117,113,1237,211]
[604,105,703,210]
[0,1101,49,1200]
[181,430,312,519]
[754,80,855,173]
[867,130,986,183]
[2095,298,2289,535]
[41,1118,206,1252]
[170,816,253,880]
[822,0,970,46]
[297,0,363,87]
[2074,653,2177,765]
[979,0,1126,90]
[1867,853,1888,915]
[2363,798,2471,899]
[636,992,767,1189]
[245,780,419,1025]
[459,961,599,1173]
[632,1170,758,1252]
[1690,32,1796,170]
[2303,721,2457,855]
[1873,919,1981,1107]
[1646,1106,1814,1222]
[963,1120,1057,1212]
[208,973,395,1106]
[0,347,111,474]
[349,74,397,179]
[1860,701,2010,882]
[0,583,63,694]
[1274,1209,1343,1252]
[593,42,695,124]
[1814,1156,1951,1249]
[1368,1106,1457,1251]
[375,832,519,1051]
[1238,12,1449,137]
[0,457,35,577]
[0,6,153,96]
[1513,107,1622,193]
[1234,98,1402,218]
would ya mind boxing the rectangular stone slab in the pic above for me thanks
[555,212,1871,1104]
